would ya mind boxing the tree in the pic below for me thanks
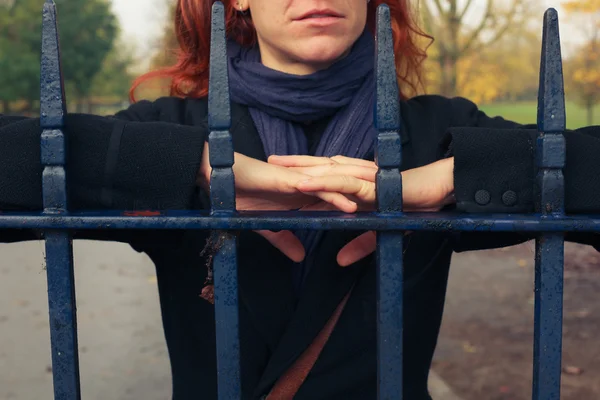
[421,0,539,97]
[129,1,178,101]
[55,0,119,111]
[88,41,137,111]
[563,0,600,125]
[0,1,44,113]
[424,22,541,104]
[0,0,119,113]
[563,0,600,15]
[565,44,600,126]
[150,2,178,70]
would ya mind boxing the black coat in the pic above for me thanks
[1,95,599,399]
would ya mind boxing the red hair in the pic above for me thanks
[130,0,431,102]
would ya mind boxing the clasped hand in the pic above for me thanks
[198,142,455,266]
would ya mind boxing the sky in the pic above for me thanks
[110,0,168,61]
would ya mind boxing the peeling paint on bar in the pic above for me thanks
[0,211,599,232]
[40,1,81,399]
[374,5,404,399]
[208,3,242,400]
[533,9,566,400]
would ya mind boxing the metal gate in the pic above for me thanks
[1,1,598,399]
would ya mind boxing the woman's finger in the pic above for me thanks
[268,155,337,167]
[308,190,358,213]
[337,230,414,267]
[297,175,376,205]
[269,154,377,169]
[329,155,378,168]
[290,164,377,182]
[337,231,377,267]
[255,230,305,262]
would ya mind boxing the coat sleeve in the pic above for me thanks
[441,97,600,252]
[0,98,209,249]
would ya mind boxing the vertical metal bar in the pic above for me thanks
[533,8,566,400]
[374,5,404,399]
[208,3,241,399]
[40,1,81,399]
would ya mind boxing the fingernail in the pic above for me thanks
[337,259,350,267]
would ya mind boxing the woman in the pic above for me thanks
[1,0,600,399]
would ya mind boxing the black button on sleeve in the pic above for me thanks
[475,190,491,205]
[502,190,518,206]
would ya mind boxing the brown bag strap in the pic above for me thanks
[265,288,354,400]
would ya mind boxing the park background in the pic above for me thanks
[1,1,600,400]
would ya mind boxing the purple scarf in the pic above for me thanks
[228,30,377,291]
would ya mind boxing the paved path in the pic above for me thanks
[0,241,171,400]
[433,243,600,400]
[0,240,461,400]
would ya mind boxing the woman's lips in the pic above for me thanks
[294,8,344,26]
[295,15,344,27]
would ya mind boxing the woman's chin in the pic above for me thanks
[291,44,351,69]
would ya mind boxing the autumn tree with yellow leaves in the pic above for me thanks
[424,24,541,104]
[563,0,600,125]
[420,0,540,97]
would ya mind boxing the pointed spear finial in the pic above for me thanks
[208,1,231,130]
[537,8,566,133]
[40,0,66,128]
[375,4,400,132]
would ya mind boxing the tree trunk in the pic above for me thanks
[1,100,9,115]
[439,54,458,97]
[439,10,460,98]
[449,56,458,97]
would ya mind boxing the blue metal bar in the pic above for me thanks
[40,1,81,399]
[374,5,404,399]
[1,211,600,232]
[208,2,235,213]
[207,3,241,399]
[533,9,566,400]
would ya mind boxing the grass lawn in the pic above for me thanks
[479,101,598,129]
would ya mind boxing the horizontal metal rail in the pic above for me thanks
[0,212,599,232]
